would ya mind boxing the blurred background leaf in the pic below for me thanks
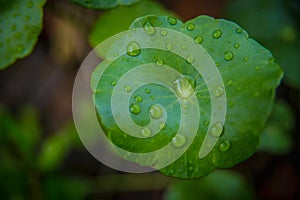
[163,170,256,200]
[70,0,142,10]
[226,0,300,89]
[88,0,177,46]
[258,100,294,155]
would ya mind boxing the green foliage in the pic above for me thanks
[92,15,283,178]
[89,0,177,46]
[0,105,88,199]
[70,0,141,9]
[0,0,47,69]
[226,0,300,88]
[258,100,294,155]
[164,170,256,200]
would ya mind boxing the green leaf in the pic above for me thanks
[0,105,41,162]
[0,0,47,69]
[70,0,141,10]
[258,100,294,155]
[89,0,177,46]
[164,170,256,200]
[36,127,72,171]
[92,15,283,178]
[226,0,300,88]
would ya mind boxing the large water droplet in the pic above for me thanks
[213,30,222,39]
[130,103,141,115]
[126,41,141,57]
[194,35,203,44]
[134,95,143,103]
[143,22,155,35]
[187,23,195,31]
[218,140,231,152]
[149,104,163,119]
[213,86,224,97]
[167,17,177,25]
[140,127,151,137]
[224,51,234,61]
[209,122,224,137]
[173,77,195,99]
[172,134,186,148]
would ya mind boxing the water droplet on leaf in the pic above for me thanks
[224,51,234,61]
[187,23,195,31]
[124,85,132,92]
[218,140,231,152]
[134,95,143,103]
[143,22,155,35]
[213,30,222,39]
[209,122,223,137]
[194,35,203,44]
[167,17,177,25]
[126,41,141,57]
[130,103,141,115]
[173,77,194,99]
[213,86,224,97]
[172,134,186,148]
[140,127,151,137]
[149,105,163,119]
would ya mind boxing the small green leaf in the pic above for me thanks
[70,0,141,10]
[164,170,256,200]
[258,100,294,155]
[92,15,282,178]
[89,0,177,46]
[0,0,47,69]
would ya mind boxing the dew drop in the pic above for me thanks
[186,55,195,64]
[145,88,151,94]
[194,35,203,44]
[228,100,234,107]
[143,22,155,35]
[134,95,143,103]
[124,85,132,92]
[126,41,141,57]
[159,123,166,130]
[236,28,242,34]
[16,45,24,53]
[224,51,234,61]
[167,17,177,25]
[213,86,224,97]
[227,80,233,86]
[218,140,231,152]
[209,122,224,137]
[216,62,220,67]
[166,43,173,51]
[188,166,194,171]
[234,43,240,49]
[156,59,164,65]
[173,77,194,99]
[26,1,33,8]
[172,134,186,148]
[187,23,195,31]
[255,66,260,71]
[149,104,163,119]
[140,127,151,137]
[130,103,141,115]
[213,30,222,39]
[181,44,187,50]
[160,29,168,36]
[203,121,209,126]
[243,57,249,61]
[111,80,117,86]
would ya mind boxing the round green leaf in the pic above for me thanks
[70,0,141,10]
[89,0,177,46]
[0,0,47,69]
[92,15,283,178]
